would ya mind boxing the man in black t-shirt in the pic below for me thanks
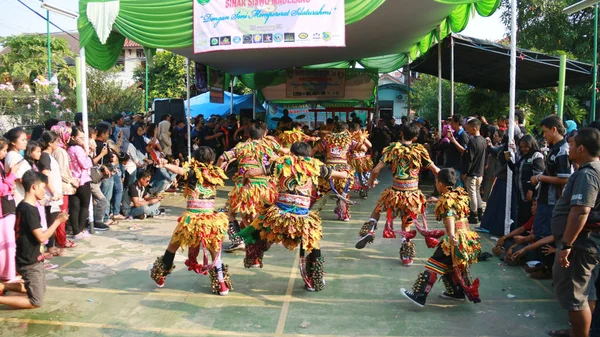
[129,169,163,220]
[200,118,223,150]
[0,171,68,309]
[531,115,572,241]
[462,118,487,223]
[440,114,470,187]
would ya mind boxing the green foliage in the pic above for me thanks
[0,35,75,87]
[134,51,190,104]
[408,75,470,122]
[87,67,143,122]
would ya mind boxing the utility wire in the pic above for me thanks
[15,0,79,41]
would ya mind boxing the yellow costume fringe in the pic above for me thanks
[171,160,229,252]
[374,188,426,217]
[381,142,431,178]
[250,206,322,253]
[349,155,373,173]
[228,178,277,218]
[435,188,481,269]
[278,130,307,148]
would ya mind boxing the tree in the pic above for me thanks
[87,67,143,122]
[0,35,75,88]
[409,74,471,122]
[134,50,190,104]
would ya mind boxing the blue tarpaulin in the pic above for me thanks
[184,92,265,118]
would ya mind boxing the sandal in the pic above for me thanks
[48,247,65,257]
[42,252,54,260]
[58,240,78,248]
[548,329,571,337]
[479,252,492,261]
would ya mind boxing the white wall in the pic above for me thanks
[115,48,142,88]
[378,88,408,118]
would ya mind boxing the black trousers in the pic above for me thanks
[68,182,91,235]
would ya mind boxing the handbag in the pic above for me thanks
[90,165,104,184]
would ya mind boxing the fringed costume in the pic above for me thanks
[349,129,374,198]
[150,160,232,295]
[219,139,279,248]
[237,155,333,291]
[357,142,442,267]
[402,188,482,306]
[277,129,318,148]
[316,131,356,221]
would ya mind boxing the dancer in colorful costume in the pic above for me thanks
[402,168,482,306]
[356,122,441,267]
[217,126,280,255]
[149,147,232,295]
[237,142,348,291]
[348,123,374,199]
[278,122,320,148]
[312,123,356,221]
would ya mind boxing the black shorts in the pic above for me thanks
[18,262,46,307]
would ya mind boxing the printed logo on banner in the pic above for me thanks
[323,32,331,41]
[274,33,283,42]
[209,37,219,46]
[312,33,321,40]
[298,33,308,40]
[232,36,241,44]
[263,34,273,43]
[284,33,295,42]
[253,34,263,43]
[220,36,231,45]
[243,35,252,44]
[197,0,209,4]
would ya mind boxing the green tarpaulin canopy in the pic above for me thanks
[79,0,500,75]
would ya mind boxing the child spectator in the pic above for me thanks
[0,137,21,282]
[0,170,68,309]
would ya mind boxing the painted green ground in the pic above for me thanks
[0,170,566,337]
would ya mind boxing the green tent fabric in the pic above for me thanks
[79,0,386,70]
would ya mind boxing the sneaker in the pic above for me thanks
[81,230,91,238]
[218,281,229,296]
[355,232,374,249]
[136,214,147,220]
[224,242,245,253]
[152,209,161,217]
[468,215,479,225]
[73,233,86,240]
[250,258,261,268]
[159,208,166,215]
[401,288,425,308]
[401,258,413,267]
[440,292,466,301]
[93,223,110,231]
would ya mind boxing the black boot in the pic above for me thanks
[440,274,465,301]
[477,208,483,221]
[356,220,377,249]
[224,221,245,252]
[401,271,437,307]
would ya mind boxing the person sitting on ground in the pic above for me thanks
[0,170,69,309]
[128,169,164,220]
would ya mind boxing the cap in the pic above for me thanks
[416,117,425,124]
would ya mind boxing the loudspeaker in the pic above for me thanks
[153,99,186,123]
[239,108,253,121]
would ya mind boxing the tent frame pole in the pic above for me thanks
[406,61,411,117]
[230,78,234,115]
[451,35,455,116]
[253,90,256,119]
[505,0,518,235]
[437,27,442,135]
[593,3,598,123]
[186,58,192,161]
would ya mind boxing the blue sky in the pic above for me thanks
[1,0,507,40]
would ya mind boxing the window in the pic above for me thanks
[115,50,125,68]
[136,49,145,58]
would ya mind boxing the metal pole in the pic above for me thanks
[230,78,234,115]
[557,55,567,120]
[75,56,82,112]
[451,35,455,116]
[253,89,256,119]
[505,0,518,235]
[186,58,191,161]
[437,28,442,136]
[145,57,149,113]
[47,10,51,79]
[593,4,598,123]
[406,61,411,117]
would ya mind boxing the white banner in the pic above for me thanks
[193,0,346,53]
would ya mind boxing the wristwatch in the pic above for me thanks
[561,241,573,250]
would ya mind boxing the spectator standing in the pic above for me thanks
[552,128,600,337]
[506,135,545,227]
[157,114,172,156]
[128,169,163,220]
[442,114,470,187]
[0,137,21,282]
[91,124,112,231]
[171,120,187,160]
[201,118,223,151]
[67,127,93,239]
[516,110,528,135]
[39,132,65,257]
[4,127,32,204]
[462,118,487,224]
[531,116,571,248]
[113,114,126,141]
[50,124,78,249]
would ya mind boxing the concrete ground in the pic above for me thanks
[0,170,567,337]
